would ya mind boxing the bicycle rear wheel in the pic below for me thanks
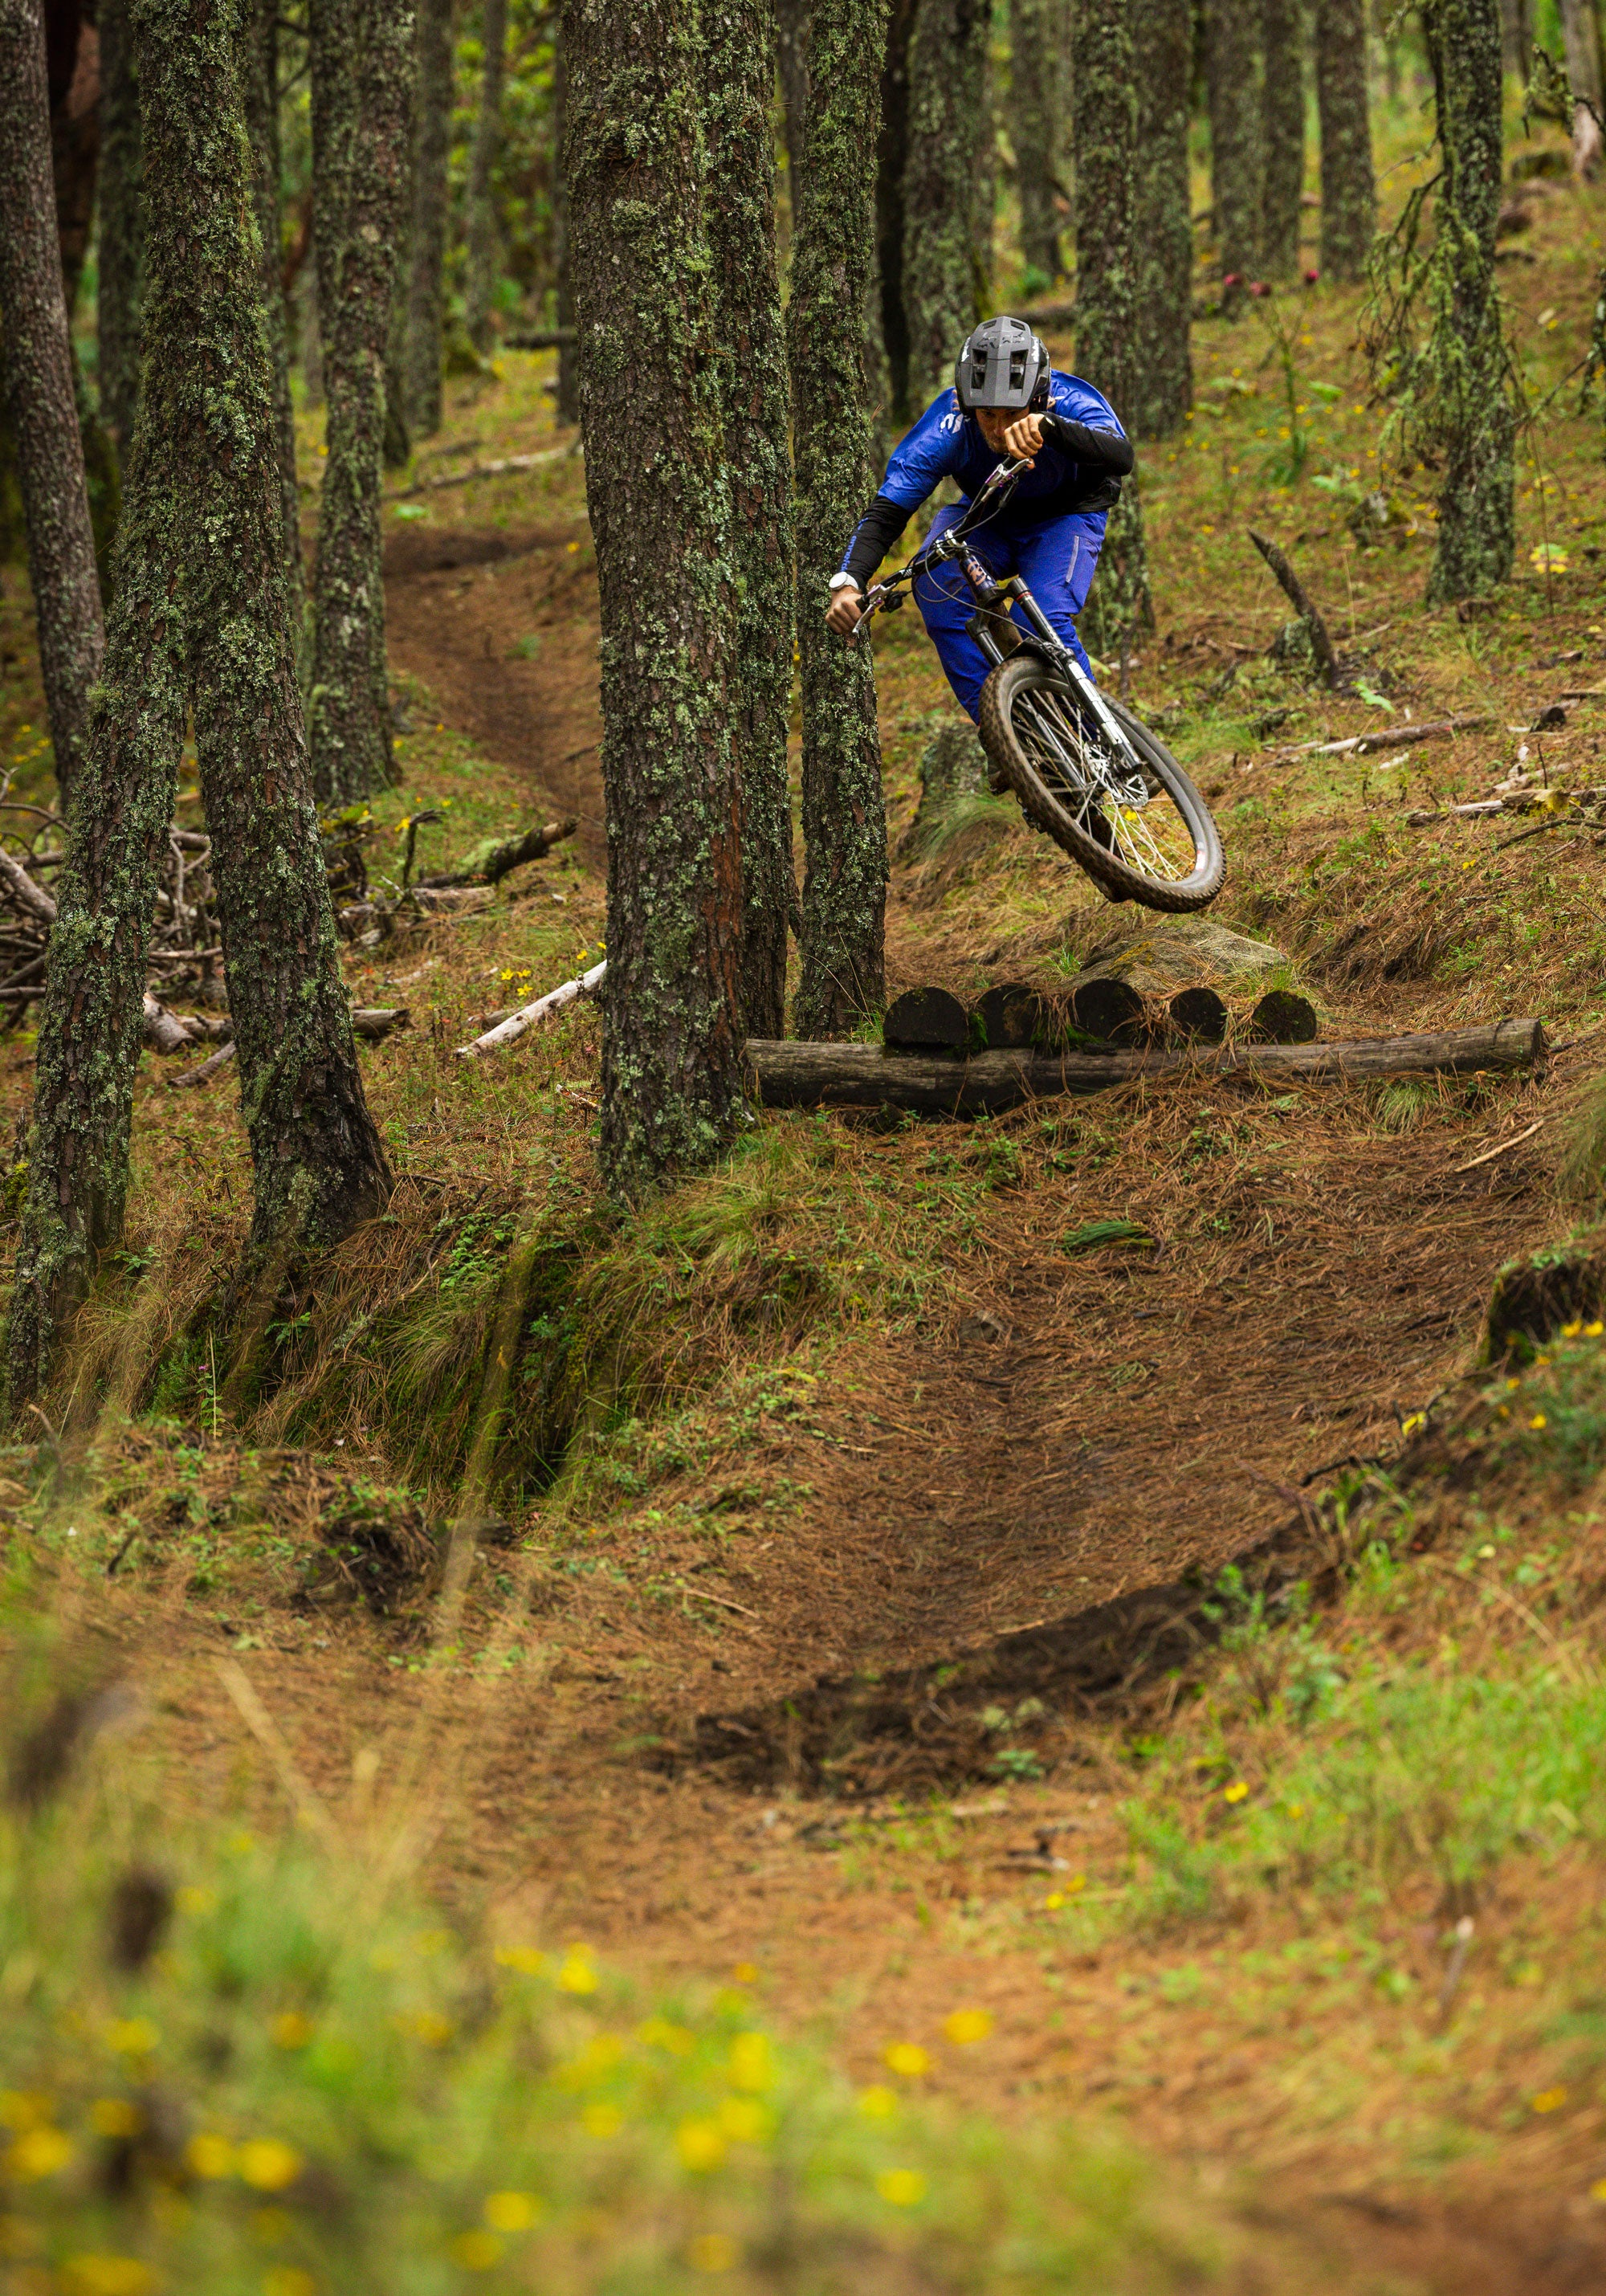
[978,652,1225,912]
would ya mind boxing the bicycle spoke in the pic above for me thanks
[1009,683,1200,887]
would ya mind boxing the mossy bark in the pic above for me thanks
[96,0,143,458]
[0,0,105,815]
[463,0,508,356]
[901,0,991,414]
[1131,0,1193,438]
[1421,0,1513,603]
[1204,0,1262,288]
[1073,0,1152,651]
[789,0,889,1038]
[243,0,301,596]
[1260,0,1304,280]
[404,0,455,438]
[1009,0,1066,286]
[1315,0,1375,282]
[309,0,414,805]
[562,0,747,1198]
[700,0,795,1042]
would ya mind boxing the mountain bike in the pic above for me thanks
[854,459,1225,912]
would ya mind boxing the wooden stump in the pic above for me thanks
[1068,975,1147,1046]
[1168,985,1228,1042]
[974,981,1050,1050]
[883,986,969,1050]
[1247,989,1319,1044]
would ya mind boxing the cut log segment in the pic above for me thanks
[882,986,968,1051]
[744,1019,1545,1115]
[351,1006,410,1040]
[1247,989,1318,1044]
[1168,985,1228,1042]
[973,981,1050,1050]
[1067,974,1147,1046]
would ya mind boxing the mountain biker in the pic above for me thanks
[825,315,1134,722]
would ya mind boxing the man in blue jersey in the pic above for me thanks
[825,314,1134,721]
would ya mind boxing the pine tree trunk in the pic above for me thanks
[308,0,414,806]
[563,0,747,1198]
[1131,0,1192,438]
[95,0,142,457]
[1074,0,1152,650]
[47,4,100,319]
[243,0,301,594]
[874,0,917,426]
[1260,0,1304,279]
[701,0,795,1042]
[901,0,991,414]
[405,0,454,437]
[777,0,810,176]
[550,24,579,425]
[1009,0,1065,285]
[1559,0,1604,178]
[0,0,105,816]
[1315,0,1376,280]
[1204,0,1261,289]
[1421,0,1513,603]
[1498,0,1531,80]
[463,0,508,355]
[789,0,889,1039]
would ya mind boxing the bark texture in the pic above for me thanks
[0,0,105,814]
[463,0,509,355]
[563,0,747,1197]
[1009,0,1066,284]
[1131,0,1193,437]
[701,0,795,1042]
[1205,0,1261,287]
[1315,0,1376,280]
[874,0,916,426]
[47,2,99,316]
[1421,0,1513,603]
[10,0,393,1405]
[405,0,455,436]
[1498,0,1531,80]
[309,0,415,805]
[901,0,991,414]
[1559,0,1604,178]
[1260,0,1304,279]
[550,24,579,424]
[95,0,142,455]
[1073,0,1151,647]
[243,0,301,593]
[789,0,890,1038]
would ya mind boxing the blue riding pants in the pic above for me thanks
[911,503,1107,722]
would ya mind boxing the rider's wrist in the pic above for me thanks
[828,573,858,593]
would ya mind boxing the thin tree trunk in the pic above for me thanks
[1010,0,1065,284]
[95,0,142,457]
[1559,0,1604,179]
[1421,0,1513,603]
[309,0,414,806]
[1497,0,1531,80]
[1204,0,1261,290]
[790,0,888,1039]
[1074,0,1152,651]
[701,0,795,1042]
[900,0,991,414]
[1315,0,1376,280]
[1261,0,1304,279]
[874,0,917,426]
[47,2,99,318]
[0,0,105,816]
[777,0,809,177]
[564,0,746,1198]
[243,0,301,594]
[1131,0,1192,437]
[405,0,454,437]
[463,0,508,355]
[550,23,578,425]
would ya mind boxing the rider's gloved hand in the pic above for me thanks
[825,584,864,637]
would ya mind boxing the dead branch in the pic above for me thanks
[385,443,583,502]
[456,959,607,1058]
[418,815,577,889]
[1249,528,1339,687]
[1271,712,1491,761]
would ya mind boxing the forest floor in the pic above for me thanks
[9,108,1606,2296]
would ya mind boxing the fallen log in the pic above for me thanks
[743,1019,1545,1115]
[142,993,201,1055]
[456,958,606,1058]
[0,847,57,928]
[1270,712,1491,761]
[385,443,582,502]
[352,1006,409,1040]
[501,326,577,349]
[418,815,577,889]
[172,1040,237,1090]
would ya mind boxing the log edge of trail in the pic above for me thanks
[742,1018,1547,1115]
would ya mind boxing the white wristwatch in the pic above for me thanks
[828,573,858,593]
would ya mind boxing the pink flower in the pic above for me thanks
[1222,272,1242,289]
[1248,280,1270,299]
[1303,268,1320,284]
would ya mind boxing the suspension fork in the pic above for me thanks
[961,563,1143,770]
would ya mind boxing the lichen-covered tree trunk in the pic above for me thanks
[1421,0,1513,603]
[243,0,301,594]
[701,0,795,1042]
[463,0,508,355]
[874,0,917,430]
[790,0,889,1038]
[0,0,105,815]
[1204,0,1261,289]
[901,0,991,414]
[550,24,579,426]
[563,0,746,1198]
[1260,0,1304,279]
[1131,0,1192,437]
[1559,0,1604,177]
[309,0,414,805]
[1315,0,1376,280]
[776,0,809,178]
[96,0,142,457]
[1009,0,1065,285]
[1074,0,1152,650]
[405,0,455,436]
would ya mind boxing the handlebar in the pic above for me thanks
[846,456,1031,640]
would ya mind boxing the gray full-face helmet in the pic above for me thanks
[953,315,1050,412]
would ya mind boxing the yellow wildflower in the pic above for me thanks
[237,2140,303,2192]
[494,1944,547,1976]
[1223,1781,1249,1805]
[450,2231,503,2271]
[727,2033,772,2092]
[881,2042,930,2078]
[90,2100,142,2139]
[556,1946,598,1996]
[676,2120,727,2172]
[184,2134,234,2180]
[857,2086,898,2119]
[5,2127,71,2180]
[60,2258,155,2296]
[483,2192,541,2233]
[875,2168,927,2207]
[1531,2086,1567,2114]
[943,2008,993,2045]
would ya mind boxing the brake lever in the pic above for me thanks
[847,585,887,642]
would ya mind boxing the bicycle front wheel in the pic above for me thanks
[978,653,1225,912]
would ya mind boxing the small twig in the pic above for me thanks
[681,1582,760,1618]
[1436,1915,1474,2021]
[1453,1118,1543,1173]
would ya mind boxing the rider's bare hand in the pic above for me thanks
[1001,410,1047,463]
[825,584,864,637]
